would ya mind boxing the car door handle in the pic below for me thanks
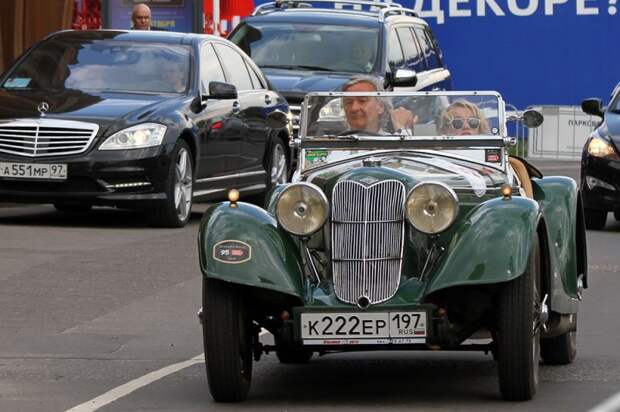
[265,95,272,105]
[232,101,241,114]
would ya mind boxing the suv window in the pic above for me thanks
[396,27,425,73]
[200,43,226,92]
[247,64,265,90]
[414,26,441,70]
[230,22,379,74]
[387,28,404,69]
[213,43,253,91]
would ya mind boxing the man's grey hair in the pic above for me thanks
[341,75,385,92]
[341,75,393,130]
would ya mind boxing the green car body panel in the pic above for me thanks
[198,201,304,299]
[533,176,584,313]
[198,155,583,315]
[199,162,577,313]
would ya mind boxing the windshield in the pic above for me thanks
[1,39,191,94]
[230,23,379,74]
[303,92,503,138]
[299,91,505,172]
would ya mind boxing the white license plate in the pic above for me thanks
[0,162,67,180]
[301,311,427,345]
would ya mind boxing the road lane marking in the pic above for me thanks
[65,329,270,412]
[65,354,204,412]
[589,391,620,412]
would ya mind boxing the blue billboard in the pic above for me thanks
[253,0,618,109]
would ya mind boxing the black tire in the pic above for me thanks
[202,278,252,402]
[496,236,541,401]
[541,315,577,365]
[584,208,606,230]
[275,333,313,364]
[147,140,193,228]
[53,203,92,213]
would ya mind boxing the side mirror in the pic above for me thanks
[266,109,288,129]
[522,109,544,128]
[392,69,418,88]
[208,81,238,99]
[581,98,604,118]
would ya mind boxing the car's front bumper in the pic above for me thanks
[0,144,174,207]
[581,153,620,211]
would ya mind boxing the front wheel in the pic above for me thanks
[274,332,313,364]
[496,236,541,401]
[147,140,193,227]
[541,314,577,365]
[202,278,253,402]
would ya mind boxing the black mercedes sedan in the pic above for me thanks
[0,30,290,227]
[581,82,620,229]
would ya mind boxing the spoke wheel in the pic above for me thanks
[541,314,577,365]
[270,141,288,186]
[147,140,193,228]
[173,147,193,222]
[496,236,541,401]
[202,278,253,402]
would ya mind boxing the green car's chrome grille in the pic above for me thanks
[331,179,406,305]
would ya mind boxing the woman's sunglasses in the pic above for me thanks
[449,117,481,130]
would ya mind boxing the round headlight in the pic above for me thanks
[276,182,329,236]
[406,182,458,234]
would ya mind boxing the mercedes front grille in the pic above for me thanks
[331,180,406,305]
[0,119,99,157]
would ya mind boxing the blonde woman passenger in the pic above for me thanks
[438,100,490,136]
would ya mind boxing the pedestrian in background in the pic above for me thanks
[131,3,156,30]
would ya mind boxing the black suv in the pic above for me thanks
[229,0,452,134]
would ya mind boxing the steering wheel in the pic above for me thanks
[337,129,372,136]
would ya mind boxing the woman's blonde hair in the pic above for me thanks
[439,100,490,134]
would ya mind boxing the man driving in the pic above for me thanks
[341,76,415,134]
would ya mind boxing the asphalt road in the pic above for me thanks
[2,160,620,412]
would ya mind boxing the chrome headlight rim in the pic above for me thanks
[99,122,167,151]
[406,181,459,235]
[275,182,329,237]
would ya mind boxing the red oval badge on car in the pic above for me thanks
[213,240,252,264]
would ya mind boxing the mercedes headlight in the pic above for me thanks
[100,123,167,150]
[276,182,329,236]
[587,137,619,160]
[406,182,458,234]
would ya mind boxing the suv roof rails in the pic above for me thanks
[252,0,419,21]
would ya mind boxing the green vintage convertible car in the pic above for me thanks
[197,91,587,402]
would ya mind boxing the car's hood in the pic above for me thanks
[303,151,507,198]
[0,89,176,125]
[262,69,360,101]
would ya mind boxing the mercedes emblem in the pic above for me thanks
[37,101,49,116]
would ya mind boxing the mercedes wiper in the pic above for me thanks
[260,64,335,72]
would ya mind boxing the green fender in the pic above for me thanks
[533,176,583,313]
[198,201,304,299]
[427,196,540,295]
